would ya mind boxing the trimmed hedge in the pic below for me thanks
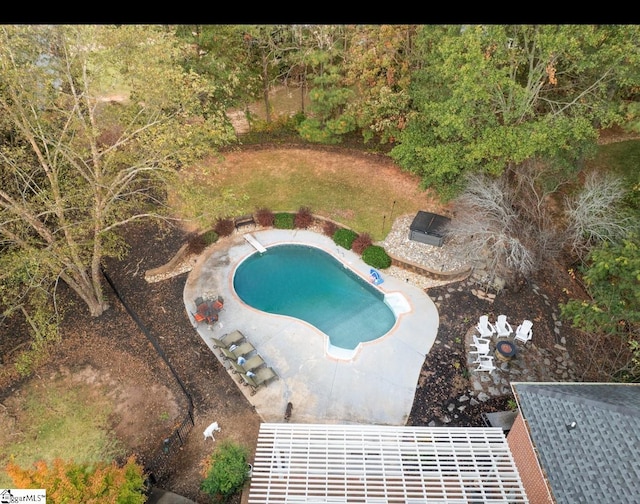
[202,230,219,246]
[333,228,358,249]
[362,245,392,269]
[274,212,295,229]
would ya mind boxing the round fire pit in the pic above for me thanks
[495,340,517,362]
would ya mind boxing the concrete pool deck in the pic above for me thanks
[183,229,439,425]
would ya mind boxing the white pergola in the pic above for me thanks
[248,423,528,504]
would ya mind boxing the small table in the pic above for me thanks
[495,340,517,362]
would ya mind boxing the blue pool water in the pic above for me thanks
[233,244,396,350]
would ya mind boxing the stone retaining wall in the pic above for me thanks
[145,242,193,282]
[145,213,471,284]
[388,254,471,282]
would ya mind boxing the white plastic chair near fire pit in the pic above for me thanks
[495,314,513,338]
[475,355,496,373]
[469,335,491,362]
[514,320,533,344]
[476,315,495,338]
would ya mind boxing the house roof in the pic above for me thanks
[248,423,528,503]
[511,382,640,504]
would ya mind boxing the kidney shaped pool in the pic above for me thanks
[233,244,396,351]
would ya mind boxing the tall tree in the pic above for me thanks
[0,25,234,322]
[241,25,293,123]
[295,25,355,143]
[342,25,416,145]
[391,25,640,198]
[174,24,261,111]
[560,234,640,381]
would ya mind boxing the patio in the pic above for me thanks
[183,229,440,425]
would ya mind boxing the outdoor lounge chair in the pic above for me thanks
[475,355,496,373]
[219,341,255,361]
[211,330,245,349]
[514,320,533,344]
[469,335,490,362]
[495,315,513,338]
[476,315,496,338]
[228,354,266,374]
[239,366,278,395]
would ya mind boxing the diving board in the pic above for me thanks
[244,233,267,253]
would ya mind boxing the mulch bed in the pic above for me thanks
[0,215,589,502]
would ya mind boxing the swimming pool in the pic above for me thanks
[233,244,396,351]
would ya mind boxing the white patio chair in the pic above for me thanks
[476,315,495,338]
[475,355,496,373]
[495,314,513,338]
[469,335,491,362]
[514,320,533,344]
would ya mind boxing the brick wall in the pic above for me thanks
[507,414,555,504]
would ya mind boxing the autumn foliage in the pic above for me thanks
[5,455,147,504]
[351,232,373,255]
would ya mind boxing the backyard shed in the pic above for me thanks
[248,423,528,503]
[408,211,450,247]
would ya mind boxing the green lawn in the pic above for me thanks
[171,148,441,241]
[0,377,125,488]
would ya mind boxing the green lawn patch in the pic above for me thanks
[0,376,125,488]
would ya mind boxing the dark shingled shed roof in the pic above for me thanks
[512,382,640,504]
[409,211,450,237]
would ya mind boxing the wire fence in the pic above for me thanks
[101,266,195,484]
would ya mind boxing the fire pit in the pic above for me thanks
[495,340,517,362]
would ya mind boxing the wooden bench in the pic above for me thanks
[234,214,255,230]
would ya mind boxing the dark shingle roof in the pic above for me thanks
[512,382,640,504]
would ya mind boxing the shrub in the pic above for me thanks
[294,206,314,229]
[351,232,373,255]
[333,228,358,250]
[201,229,219,246]
[321,220,338,237]
[255,207,275,227]
[274,212,295,229]
[362,245,392,269]
[186,230,218,255]
[201,440,250,501]
[214,217,235,237]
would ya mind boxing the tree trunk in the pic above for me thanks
[61,269,109,317]
[262,53,271,123]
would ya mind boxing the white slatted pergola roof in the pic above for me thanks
[248,423,528,504]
